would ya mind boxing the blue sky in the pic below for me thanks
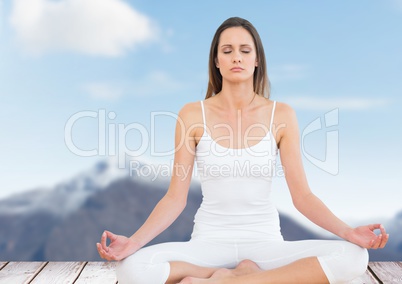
[1,0,401,229]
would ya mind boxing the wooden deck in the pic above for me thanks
[0,261,400,283]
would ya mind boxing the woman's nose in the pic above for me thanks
[232,51,242,63]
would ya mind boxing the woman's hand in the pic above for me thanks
[346,224,389,249]
[96,230,139,261]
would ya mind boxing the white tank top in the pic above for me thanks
[192,100,283,241]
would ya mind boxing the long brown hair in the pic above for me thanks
[205,17,270,99]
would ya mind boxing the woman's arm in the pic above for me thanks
[97,103,199,260]
[276,103,388,249]
[128,103,198,247]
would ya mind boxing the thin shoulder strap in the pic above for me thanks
[269,101,277,131]
[200,100,206,130]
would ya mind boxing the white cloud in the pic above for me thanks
[85,71,186,100]
[284,96,389,111]
[84,83,124,101]
[0,0,3,35]
[269,64,309,82]
[9,0,158,56]
[393,0,402,11]
[128,71,186,97]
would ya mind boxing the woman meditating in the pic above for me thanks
[97,17,388,284]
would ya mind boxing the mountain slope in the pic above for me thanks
[0,159,400,261]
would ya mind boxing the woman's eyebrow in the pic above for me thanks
[220,44,252,48]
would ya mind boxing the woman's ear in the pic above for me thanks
[215,58,219,68]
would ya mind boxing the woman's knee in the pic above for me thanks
[337,242,369,281]
[115,256,143,284]
[318,241,369,283]
[116,254,170,284]
[348,244,369,276]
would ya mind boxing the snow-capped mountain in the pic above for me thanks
[0,158,400,261]
[0,157,166,216]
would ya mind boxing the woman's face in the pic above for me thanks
[215,27,258,85]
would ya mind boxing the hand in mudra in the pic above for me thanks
[348,224,389,249]
[96,230,138,261]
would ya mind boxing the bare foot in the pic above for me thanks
[178,268,235,283]
[210,268,234,278]
[178,261,261,284]
[232,259,262,276]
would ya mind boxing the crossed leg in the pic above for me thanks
[172,259,262,284]
[117,239,367,284]
[177,257,328,284]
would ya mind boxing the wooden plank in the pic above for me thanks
[0,262,46,284]
[74,262,117,284]
[0,261,400,284]
[348,268,379,284]
[0,262,8,270]
[369,262,402,284]
[29,262,86,284]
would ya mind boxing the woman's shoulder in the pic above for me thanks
[177,100,203,125]
[264,97,289,110]
[269,99,298,126]
[263,98,296,117]
[178,100,202,115]
[275,100,296,114]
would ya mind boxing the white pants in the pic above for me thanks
[116,238,368,284]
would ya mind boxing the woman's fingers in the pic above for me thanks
[97,242,108,257]
[97,242,115,261]
[100,230,119,251]
[368,224,389,250]
[378,225,389,249]
[368,223,381,232]
[100,231,109,251]
[105,230,118,242]
[97,231,126,261]
[96,242,107,259]
[379,233,389,249]
[371,235,382,249]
